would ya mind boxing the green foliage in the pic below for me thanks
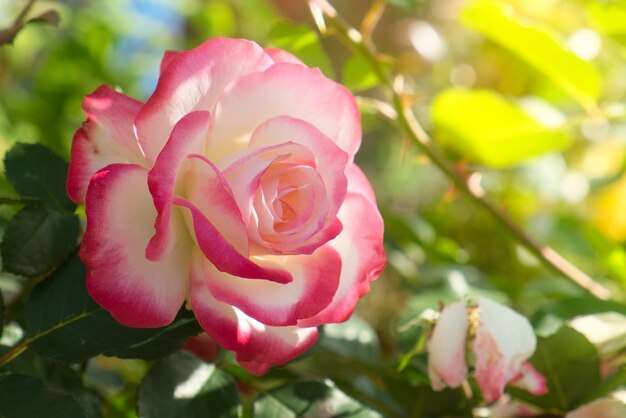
[254,380,382,418]
[24,254,201,363]
[461,0,601,107]
[0,373,86,418]
[138,352,240,418]
[432,88,571,167]
[342,54,379,92]
[266,22,334,77]
[1,205,78,277]
[510,326,601,410]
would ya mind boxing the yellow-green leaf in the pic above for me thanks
[461,0,601,107]
[432,89,571,168]
[342,54,379,92]
[588,1,626,47]
[267,22,334,78]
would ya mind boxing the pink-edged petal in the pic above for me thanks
[183,154,249,255]
[474,296,538,403]
[173,196,291,284]
[204,244,341,326]
[264,48,306,66]
[160,50,180,74]
[298,165,385,326]
[566,398,626,418]
[146,111,209,260]
[249,115,348,217]
[190,250,318,372]
[510,362,548,396]
[208,62,361,161]
[135,38,274,164]
[81,164,190,328]
[67,85,145,204]
[426,301,469,391]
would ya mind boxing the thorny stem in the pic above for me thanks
[309,0,612,300]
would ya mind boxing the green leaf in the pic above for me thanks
[0,289,3,338]
[508,325,601,410]
[342,54,379,92]
[588,1,626,47]
[267,22,334,78]
[0,373,86,418]
[461,1,601,107]
[1,205,79,277]
[320,315,380,365]
[531,297,626,336]
[25,254,202,363]
[4,143,75,213]
[137,352,240,418]
[432,89,571,167]
[0,195,41,205]
[254,380,382,418]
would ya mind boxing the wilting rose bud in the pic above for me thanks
[427,296,548,402]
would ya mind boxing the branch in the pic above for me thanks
[308,0,612,300]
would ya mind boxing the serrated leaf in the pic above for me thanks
[25,254,201,363]
[432,89,571,167]
[0,373,87,418]
[461,1,601,107]
[254,380,382,418]
[1,205,79,277]
[4,143,75,213]
[138,352,240,418]
[508,326,601,410]
[267,22,334,77]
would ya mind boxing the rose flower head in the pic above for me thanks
[68,38,386,375]
[427,296,548,402]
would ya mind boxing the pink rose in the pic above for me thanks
[67,38,386,374]
[427,296,548,402]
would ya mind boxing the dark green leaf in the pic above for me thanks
[25,254,201,363]
[1,205,79,277]
[138,352,240,418]
[254,380,382,418]
[0,372,86,418]
[0,289,3,337]
[461,0,600,107]
[432,89,571,168]
[509,325,601,410]
[267,22,334,78]
[4,143,75,212]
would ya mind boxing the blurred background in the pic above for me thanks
[1,0,626,413]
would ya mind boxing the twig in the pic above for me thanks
[0,0,38,45]
[308,0,612,300]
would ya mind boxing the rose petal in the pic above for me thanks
[190,250,318,372]
[298,164,385,326]
[208,62,361,162]
[204,244,341,326]
[135,38,274,164]
[474,296,538,403]
[146,110,209,260]
[81,164,190,327]
[67,86,145,204]
[160,50,180,74]
[426,300,469,391]
[264,48,306,66]
[510,362,548,396]
[566,398,626,418]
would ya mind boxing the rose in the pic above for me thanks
[67,37,386,374]
[427,296,547,402]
